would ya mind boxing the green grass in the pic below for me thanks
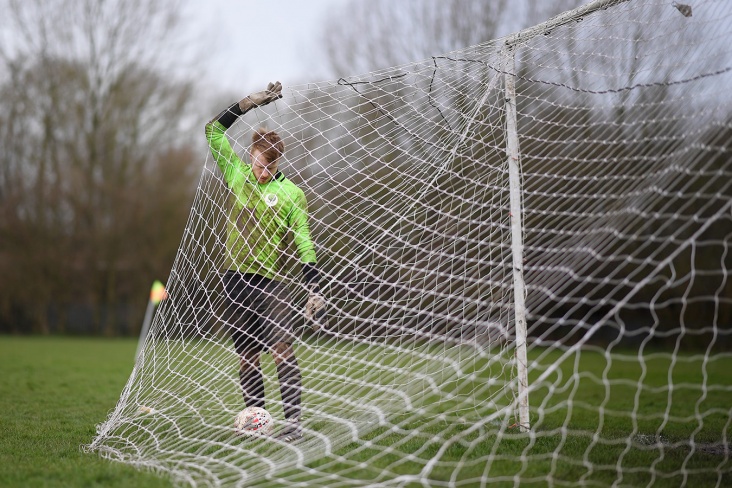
[1,336,730,487]
[0,337,173,488]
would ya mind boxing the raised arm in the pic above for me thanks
[205,82,283,183]
[209,81,283,131]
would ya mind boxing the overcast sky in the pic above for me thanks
[184,0,344,94]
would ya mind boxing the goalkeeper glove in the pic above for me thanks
[305,286,326,327]
[212,81,283,129]
[239,81,282,112]
[302,263,325,329]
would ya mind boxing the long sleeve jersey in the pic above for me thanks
[205,120,317,281]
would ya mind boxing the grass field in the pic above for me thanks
[0,337,173,488]
[1,336,731,487]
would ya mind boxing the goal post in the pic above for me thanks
[501,0,634,437]
[503,42,530,433]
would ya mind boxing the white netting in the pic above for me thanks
[87,1,732,486]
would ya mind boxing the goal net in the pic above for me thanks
[87,0,732,486]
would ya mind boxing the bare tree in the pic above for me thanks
[0,0,202,334]
[321,0,510,77]
[311,0,732,347]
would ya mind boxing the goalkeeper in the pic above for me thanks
[205,81,325,442]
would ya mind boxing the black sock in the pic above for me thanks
[239,366,265,409]
[276,355,302,420]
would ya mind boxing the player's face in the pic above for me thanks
[251,149,278,184]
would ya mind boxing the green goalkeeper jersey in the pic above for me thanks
[205,121,317,280]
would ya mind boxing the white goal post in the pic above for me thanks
[506,0,633,435]
[86,0,732,486]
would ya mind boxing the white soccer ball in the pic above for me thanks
[233,406,273,437]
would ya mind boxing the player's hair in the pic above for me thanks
[251,127,284,164]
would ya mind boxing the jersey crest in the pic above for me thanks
[264,193,279,207]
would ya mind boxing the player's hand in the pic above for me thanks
[305,289,326,330]
[239,81,282,112]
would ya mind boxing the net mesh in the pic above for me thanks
[87,1,732,486]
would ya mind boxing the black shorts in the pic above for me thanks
[222,271,295,354]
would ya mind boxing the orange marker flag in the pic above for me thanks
[137,280,168,360]
[149,280,168,305]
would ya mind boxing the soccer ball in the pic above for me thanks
[233,407,273,437]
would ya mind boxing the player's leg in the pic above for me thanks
[271,341,302,423]
[256,279,303,441]
[223,271,266,408]
[271,340,302,441]
[237,348,265,409]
